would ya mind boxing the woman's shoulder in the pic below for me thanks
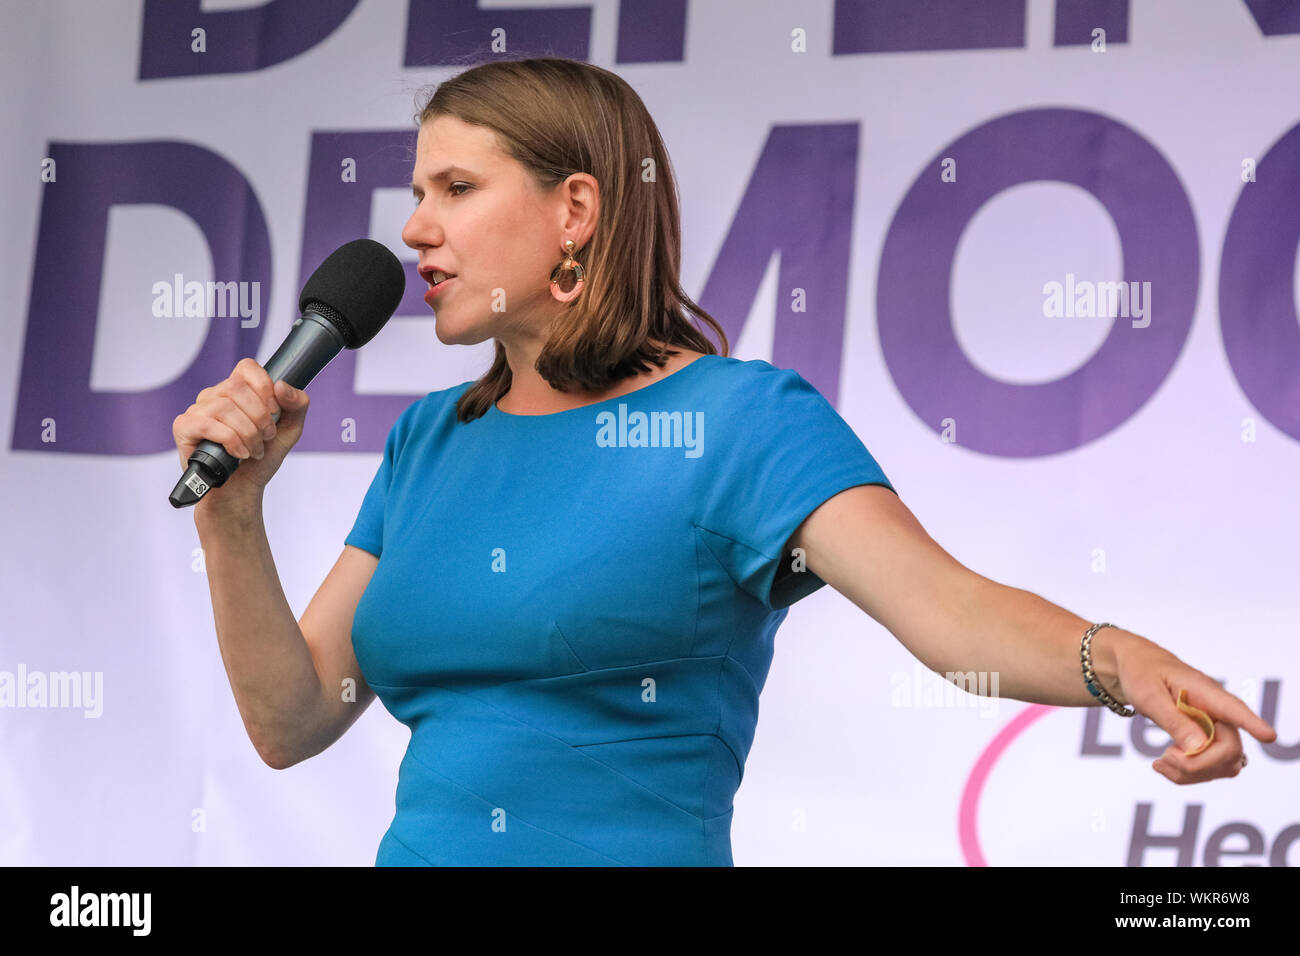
[691,356,857,442]
[696,353,813,402]
[399,380,474,420]
[386,380,476,450]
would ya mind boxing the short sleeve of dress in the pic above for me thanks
[695,363,896,611]
[344,397,424,559]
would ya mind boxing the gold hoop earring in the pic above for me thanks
[549,239,585,303]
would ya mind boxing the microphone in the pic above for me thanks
[169,238,405,508]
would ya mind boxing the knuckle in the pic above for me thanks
[245,361,269,385]
[241,382,271,420]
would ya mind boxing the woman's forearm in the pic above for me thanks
[193,497,328,767]
[937,579,1137,706]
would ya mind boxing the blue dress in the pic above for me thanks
[345,354,895,865]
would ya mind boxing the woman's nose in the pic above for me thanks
[402,206,438,250]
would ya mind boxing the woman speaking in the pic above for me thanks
[172,57,1277,866]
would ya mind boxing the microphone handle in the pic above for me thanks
[168,310,347,508]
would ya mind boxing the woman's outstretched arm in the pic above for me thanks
[787,483,1277,784]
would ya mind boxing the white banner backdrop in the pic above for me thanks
[1,0,1297,866]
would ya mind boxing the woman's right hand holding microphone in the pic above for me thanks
[172,357,311,513]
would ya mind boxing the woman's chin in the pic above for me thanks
[433,316,468,345]
[434,317,491,347]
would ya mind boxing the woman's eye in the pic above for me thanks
[448,182,471,196]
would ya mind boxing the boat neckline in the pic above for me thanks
[487,353,720,421]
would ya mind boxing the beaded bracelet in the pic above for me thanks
[1081,622,1135,716]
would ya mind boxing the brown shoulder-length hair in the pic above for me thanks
[413,57,729,423]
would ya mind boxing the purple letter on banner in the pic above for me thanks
[877,109,1197,456]
[1054,0,1128,46]
[139,0,359,78]
[833,0,1024,53]
[13,141,270,454]
[297,130,427,452]
[404,0,590,66]
[1242,0,1300,35]
[617,0,686,63]
[696,124,858,403]
[1219,120,1300,442]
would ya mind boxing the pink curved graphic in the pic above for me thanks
[958,703,1056,866]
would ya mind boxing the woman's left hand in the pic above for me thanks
[1109,633,1278,784]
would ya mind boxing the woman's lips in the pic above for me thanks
[424,276,455,304]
